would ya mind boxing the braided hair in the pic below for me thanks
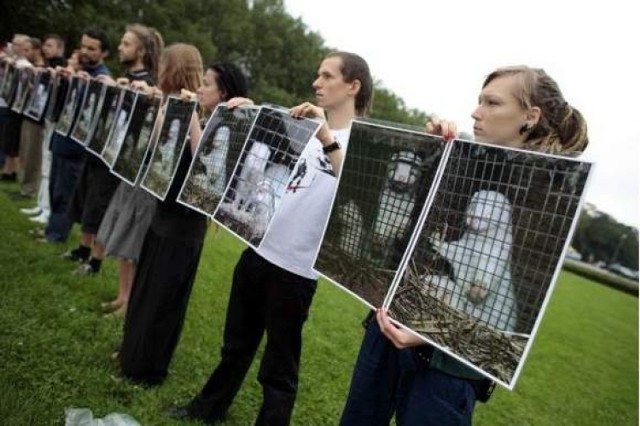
[483,66,588,155]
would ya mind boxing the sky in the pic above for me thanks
[284,0,639,228]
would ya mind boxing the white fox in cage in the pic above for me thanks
[157,118,181,175]
[193,127,230,193]
[424,190,517,332]
[219,141,292,241]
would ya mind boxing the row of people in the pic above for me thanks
[0,23,588,425]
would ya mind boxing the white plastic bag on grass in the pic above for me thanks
[65,408,141,426]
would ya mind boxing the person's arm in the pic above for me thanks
[289,102,343,177]
[189,111,201,154]
[376,308,427,349]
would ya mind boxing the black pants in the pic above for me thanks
[190,249,317,425]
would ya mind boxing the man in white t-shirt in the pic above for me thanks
[169,52,373,425]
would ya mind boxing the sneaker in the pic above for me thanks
[0,173,17,182]
[29,213,49,225]
[61,249,89,262]
[74,263,98,276]
[20,206,42,216]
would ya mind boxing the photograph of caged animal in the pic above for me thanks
[217,140,286,244]
[424,190,518,332]
[102,109,129,166]
[192,125,231,194]
[336,150,424,267]
[156,118,181,175]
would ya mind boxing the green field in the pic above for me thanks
[0,182,637,425]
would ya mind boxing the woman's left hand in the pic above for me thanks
[376,308,426,349]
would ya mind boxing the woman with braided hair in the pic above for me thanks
[340,65,588,426]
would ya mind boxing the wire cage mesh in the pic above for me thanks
[178,105,259,215]
[387,140,591,385]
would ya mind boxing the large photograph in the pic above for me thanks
[385,140,592,388]
[100,89,137,166]
[86,85,121,156]
[140,96,196,200]
[0,63,18,104]
[313,120,448,308]
[11,67,34,114]
[213,106,322,248]
[70,79,105,145]
[54,77,85,136]
[23,71,52,121]
[44,73,68,123]
[111,94,162,185]
[178,104,259,216]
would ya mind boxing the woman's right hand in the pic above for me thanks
[426,114,458,141]
[226,97,254,109]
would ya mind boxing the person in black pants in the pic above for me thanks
[168,51,374,426]
[117,49,250,385]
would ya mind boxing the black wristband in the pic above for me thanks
[322,140,341,154]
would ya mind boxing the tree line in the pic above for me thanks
[0,0,428,125]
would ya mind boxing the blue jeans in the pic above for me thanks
[340,321,476,426]
[45,153,84,242]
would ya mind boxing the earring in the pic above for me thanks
[519,123,530,135]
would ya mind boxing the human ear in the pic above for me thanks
[526,106,542,127]
[349,79,361,96]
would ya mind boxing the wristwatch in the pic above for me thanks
[322,139,341,154]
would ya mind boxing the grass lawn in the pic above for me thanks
[0,181,637,425]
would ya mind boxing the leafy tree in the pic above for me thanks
[573,206,638,270]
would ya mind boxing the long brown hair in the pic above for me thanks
[125,23,164,81]
[158,43,203,95]
[483,66,588,155]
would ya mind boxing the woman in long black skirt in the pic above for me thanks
[118,44,249,385]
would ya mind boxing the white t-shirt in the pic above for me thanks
[257,128,350,279]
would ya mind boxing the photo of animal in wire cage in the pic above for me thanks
[55,77,85,136]
[1,63,18,103]
[178,104,259,216]
[386,139,592,388]
[24,71,51,121]
[313,120,447,308]
[101,89,136,167]
[214,106,322,248]
[141,96,196,200]
[86,85,121,156]
[70,79,104,145]
[11,67,34,114]
[111,94,161,185]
